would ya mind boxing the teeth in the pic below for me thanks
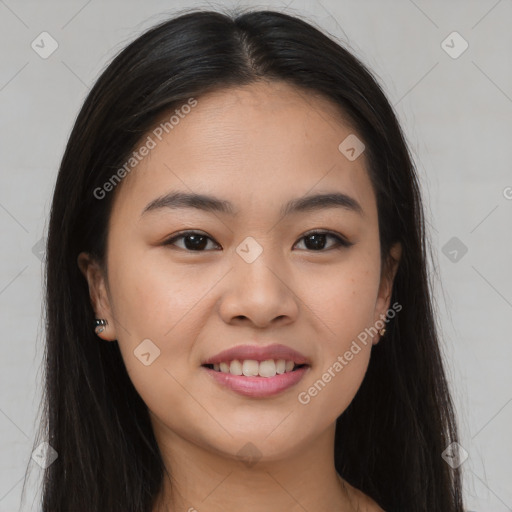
[242,360,259,376]
[258,359,276,378]
[230,360,243,375]
[210,359,300,377]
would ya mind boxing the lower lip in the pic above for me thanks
[203,366,309,398]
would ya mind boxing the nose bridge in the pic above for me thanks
[219,235,298,326]
[236,235,285,294]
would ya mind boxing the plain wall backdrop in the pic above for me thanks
[0,0,511,510]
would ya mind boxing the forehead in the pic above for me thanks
[111,80,376,223]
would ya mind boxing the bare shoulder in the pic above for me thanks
[343,479,385,512]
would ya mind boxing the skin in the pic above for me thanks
[78,80,401,512]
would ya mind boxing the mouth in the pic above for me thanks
[201,361,310,398]
[202,360,309,377]
[202,363,310,398]
[202,343,310,369]
[201,344,311,398]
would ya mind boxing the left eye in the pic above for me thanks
[294,231,352,251]
[163,230,352,252]
[163,231,221,251]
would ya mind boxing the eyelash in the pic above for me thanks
[162,229,353,252]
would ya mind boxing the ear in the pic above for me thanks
[373,242,402,344]
[77,252,117,341]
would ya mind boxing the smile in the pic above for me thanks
[202,360,310,398]
[203,358,306,377]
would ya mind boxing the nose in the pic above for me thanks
[218,254,299,329]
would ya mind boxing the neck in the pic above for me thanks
[151,419,357,512]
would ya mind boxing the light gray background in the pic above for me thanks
[1,1,511,511]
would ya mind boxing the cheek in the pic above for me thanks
[117,349,220,451]
[107,245,215,339]
[108,258,203,428]
[299,257,381,340]
[294,344,371,433]
[291,258,379,421]
[105,250,202,393]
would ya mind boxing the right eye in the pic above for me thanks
[162,230,221,251]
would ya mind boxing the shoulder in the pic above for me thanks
[343,479,385,512]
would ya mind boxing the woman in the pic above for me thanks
[32,8,464,512]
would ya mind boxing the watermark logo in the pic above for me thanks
[442,236,468,263]
[441,31,469,60]
[32,236,46,261]
[338,134,365,161]
[297,302,402,405]
[31,31,58,59]
[441,441,468,468]
[134,338,161,366]
[237,442,263,468]
[93,97,197,200]
[32,441,58,469]
[236,236,263,264]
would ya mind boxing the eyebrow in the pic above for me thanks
[141,191,364,218]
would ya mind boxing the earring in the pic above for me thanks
[94,318,108,334]
[378,327,386,337]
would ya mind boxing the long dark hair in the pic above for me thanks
[26,7,464,511]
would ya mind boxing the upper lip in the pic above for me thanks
[202,344,310,366]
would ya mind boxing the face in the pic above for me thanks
[79,80,401,464]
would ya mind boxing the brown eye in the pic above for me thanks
[294,231,352,251]
[163,230,352,252]
[163,231,220,251]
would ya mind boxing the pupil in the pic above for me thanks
[182,234,328,251]
[185,234,207,250]
[306,234,326,250]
